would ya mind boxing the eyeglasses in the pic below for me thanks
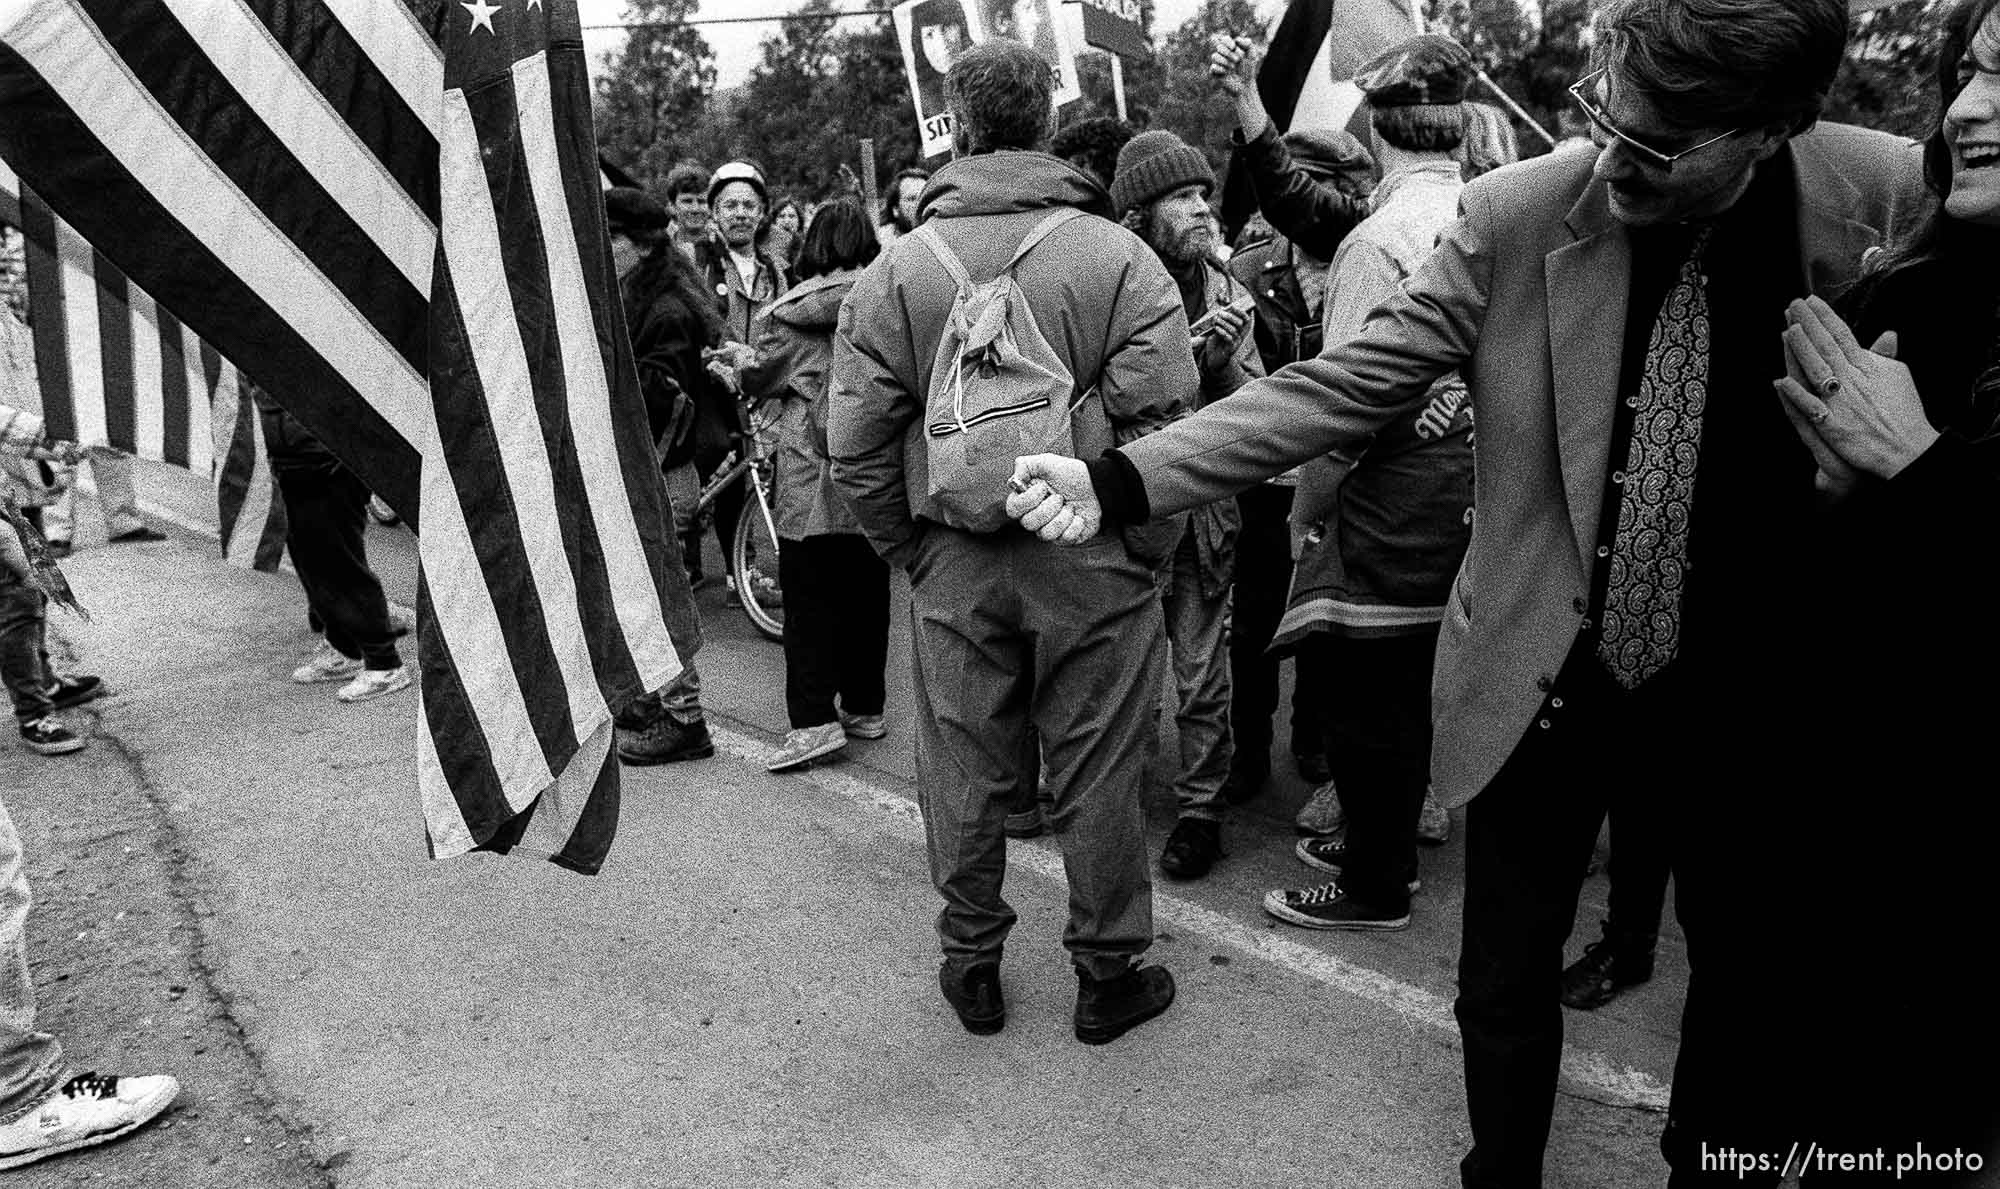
[1567,68,1744,172]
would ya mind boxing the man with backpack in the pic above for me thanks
[829,38,1195,1045]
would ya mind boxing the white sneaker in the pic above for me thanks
[0,1071,180,1170]
[766,722,846,772]
[291,639,362,684]
[1294,779,1347,836]
[838,711,887,740]
[336,666,412,703]
[1416,790,1451,845]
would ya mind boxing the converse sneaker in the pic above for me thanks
[838,711,887,740]
[767,722,846,772]
[1416,791,1451,845]
[19,716,84,756]
[335,666,412,703]
[0,1071,180,1170]
[44,674,104,710]
[1263,882,1410,931]
[1294,837,1421,893]
[1294,779,1347,836]
[291,639,362,684]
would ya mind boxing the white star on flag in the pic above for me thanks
[462,0,500,34]
[526,0,542,8]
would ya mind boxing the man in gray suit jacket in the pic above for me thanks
[1008,1,1928,1184]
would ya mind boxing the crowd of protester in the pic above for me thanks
[3,0,1997,1178]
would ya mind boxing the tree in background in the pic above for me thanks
[1825,0,1946,141]
[593,0,718,185]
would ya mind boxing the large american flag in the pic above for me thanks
[0,0,694,874]
[0,159,288,572]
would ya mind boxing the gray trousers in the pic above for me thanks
[908,528,1162,980]
[0,794,64,1123]
[1158,529,1232,822]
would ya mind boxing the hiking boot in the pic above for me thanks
[1416,791,1451,845]
[1559,940,1656,1011]
[618,715,714,765]
[1263,882,1410,931]
[1158,817,1222,880]
[291,639,362,684]
[336,666,412,703]
[0,1071,180,1170]
[767,722,846,772]
[938,961,1005,1035]
[1003,806,1046,839]
[1220,758,1269,805]
[44,674,104,710]
[1294,779,1346,836]
[1294,748,1331,784]
[19,716,84,757]
[838,711,887,740]
[1074,964,1175,1045]
[1294,837,1420,893]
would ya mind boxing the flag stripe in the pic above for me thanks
[439,78,595,763]
[72,0,429,372]
[319,0,444,141]
[157,306,191,469]
[16,193,74,442]
[56,224,106,449]
[0,30,424,515]
[158,0,437,295]
[245,0,442,223]
[178,322,213,476]
[517,52,679,691]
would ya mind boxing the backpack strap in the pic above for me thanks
[909,224,974,293]
[1004,207,1088,273]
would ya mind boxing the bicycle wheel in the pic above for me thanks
[732,466,785,642]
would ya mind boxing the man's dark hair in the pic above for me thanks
[945,39,1055,154]
[663,161,711,203]
[1371,106,1465,153]
[1594,0,1848,136]
[1051,117,1139,188]
[881,167,931,233]
[797,199,881,281]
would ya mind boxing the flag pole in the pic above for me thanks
[1111,53,1128,121]
[1474,69,1557,149]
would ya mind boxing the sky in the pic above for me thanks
[576,0,1255,90]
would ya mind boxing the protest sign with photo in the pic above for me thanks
[893,0,975,159]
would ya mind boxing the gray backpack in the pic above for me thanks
[910,208,1095,533]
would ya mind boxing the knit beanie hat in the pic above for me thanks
[604,187,672,238]
[1354,33,1474,139]
[707,160,769,207]
[1110,130,1215,216]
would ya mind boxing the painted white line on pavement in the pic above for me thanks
[707,724,1672,1113]
[138,494,1669,1112]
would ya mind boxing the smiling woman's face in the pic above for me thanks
[1947,9,2000,226]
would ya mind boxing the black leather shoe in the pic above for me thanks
[1559,939,1655,1010]
[1074,964,1175,1045]
[1158,818,1222,880]
[939,961,1005,1035]
[616,715,714,765]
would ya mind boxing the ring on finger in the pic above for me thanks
[1809,404,1832,425]
[1819,376,1841,398]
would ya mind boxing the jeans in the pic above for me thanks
[274,463,399,671]
[778,535,888,729]
[0,795,64,1123]
[1316,629,1436,907]
[0,569,52,723]
[44,446,144,543]
[1158,531,1232,823]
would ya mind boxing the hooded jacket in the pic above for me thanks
[829,150,1196,569]
[741,270,861,539]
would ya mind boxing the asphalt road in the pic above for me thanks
[0,462,1682,1187]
